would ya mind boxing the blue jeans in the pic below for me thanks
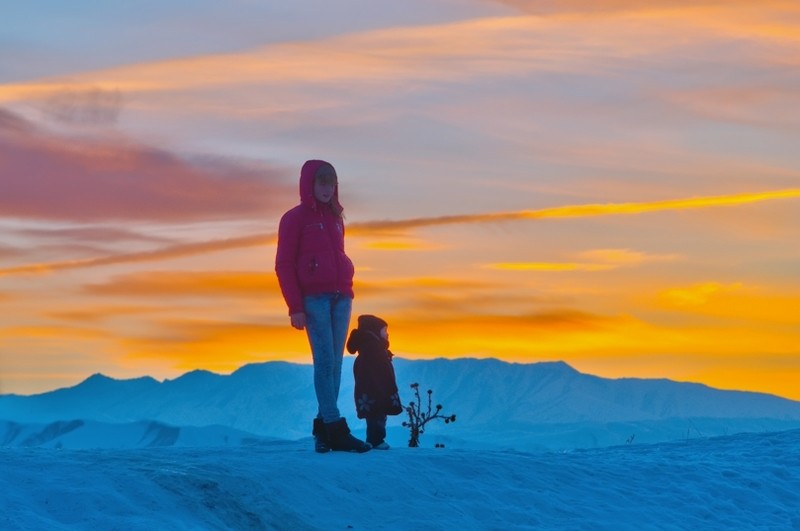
[304,293,352,423]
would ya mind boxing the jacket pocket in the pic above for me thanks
[341,253,355,283]
[298,251,335,287]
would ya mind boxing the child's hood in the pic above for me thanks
[346,328,389,355]
[299,159,341,211]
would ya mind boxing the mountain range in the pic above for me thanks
[3,358,800,451]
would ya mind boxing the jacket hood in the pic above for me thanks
[346,328,390,355]
[300,159,342,214]
[357,314,388,334]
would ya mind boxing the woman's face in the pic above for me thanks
[314,175,336,204]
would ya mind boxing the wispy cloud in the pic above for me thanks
[16,226,175,245]
[661,85,800,130]
[0,11,746,111]
[2,189,797,277]
[0,233,275,276]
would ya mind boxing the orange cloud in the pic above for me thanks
[109,308,621,375]
[578,249,680,265]
[353,276,503,309]
[83,271,280,298]
[71,304,796,401]
[46,305,158,322]
[0,324,109,341]
[485,262,614,272]
[7,273,797,398]
[657,282,800,325]
[659,282,739,307]
[359,238,441,251]
[119,320,310,373]
[484,249,680,272]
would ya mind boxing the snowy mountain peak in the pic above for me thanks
[2,358,800,451]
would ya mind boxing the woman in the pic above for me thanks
[275,159,370,453]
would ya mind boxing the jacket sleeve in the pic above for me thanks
[275,209,304,315]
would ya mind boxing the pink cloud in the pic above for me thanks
[0,243,22,260]
[0,108,294,222]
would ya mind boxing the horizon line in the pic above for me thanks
[5,355,797,402]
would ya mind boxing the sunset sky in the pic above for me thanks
[2,1,799,399]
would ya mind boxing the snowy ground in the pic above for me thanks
[2,429,799,530]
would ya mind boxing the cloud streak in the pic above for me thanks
[2,188,797,277]
[347,188,800,231]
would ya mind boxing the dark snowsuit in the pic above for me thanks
[346,315,403,446]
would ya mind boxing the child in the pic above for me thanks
[275,159,370,453]
[346,314,403,449]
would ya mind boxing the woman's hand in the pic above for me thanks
[290,312,307,330]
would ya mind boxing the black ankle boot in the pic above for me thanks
[325,419,371,453]
[312,417,330,453]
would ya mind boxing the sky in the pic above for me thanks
[2,429,800,529]
[1,0,799,398]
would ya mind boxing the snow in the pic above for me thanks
[2,430,799,530]
[3,359,800,529]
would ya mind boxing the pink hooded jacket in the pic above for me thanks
[275,160,355,315]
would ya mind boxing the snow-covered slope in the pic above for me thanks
[0,419,275,449]
[2,428,799,530]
